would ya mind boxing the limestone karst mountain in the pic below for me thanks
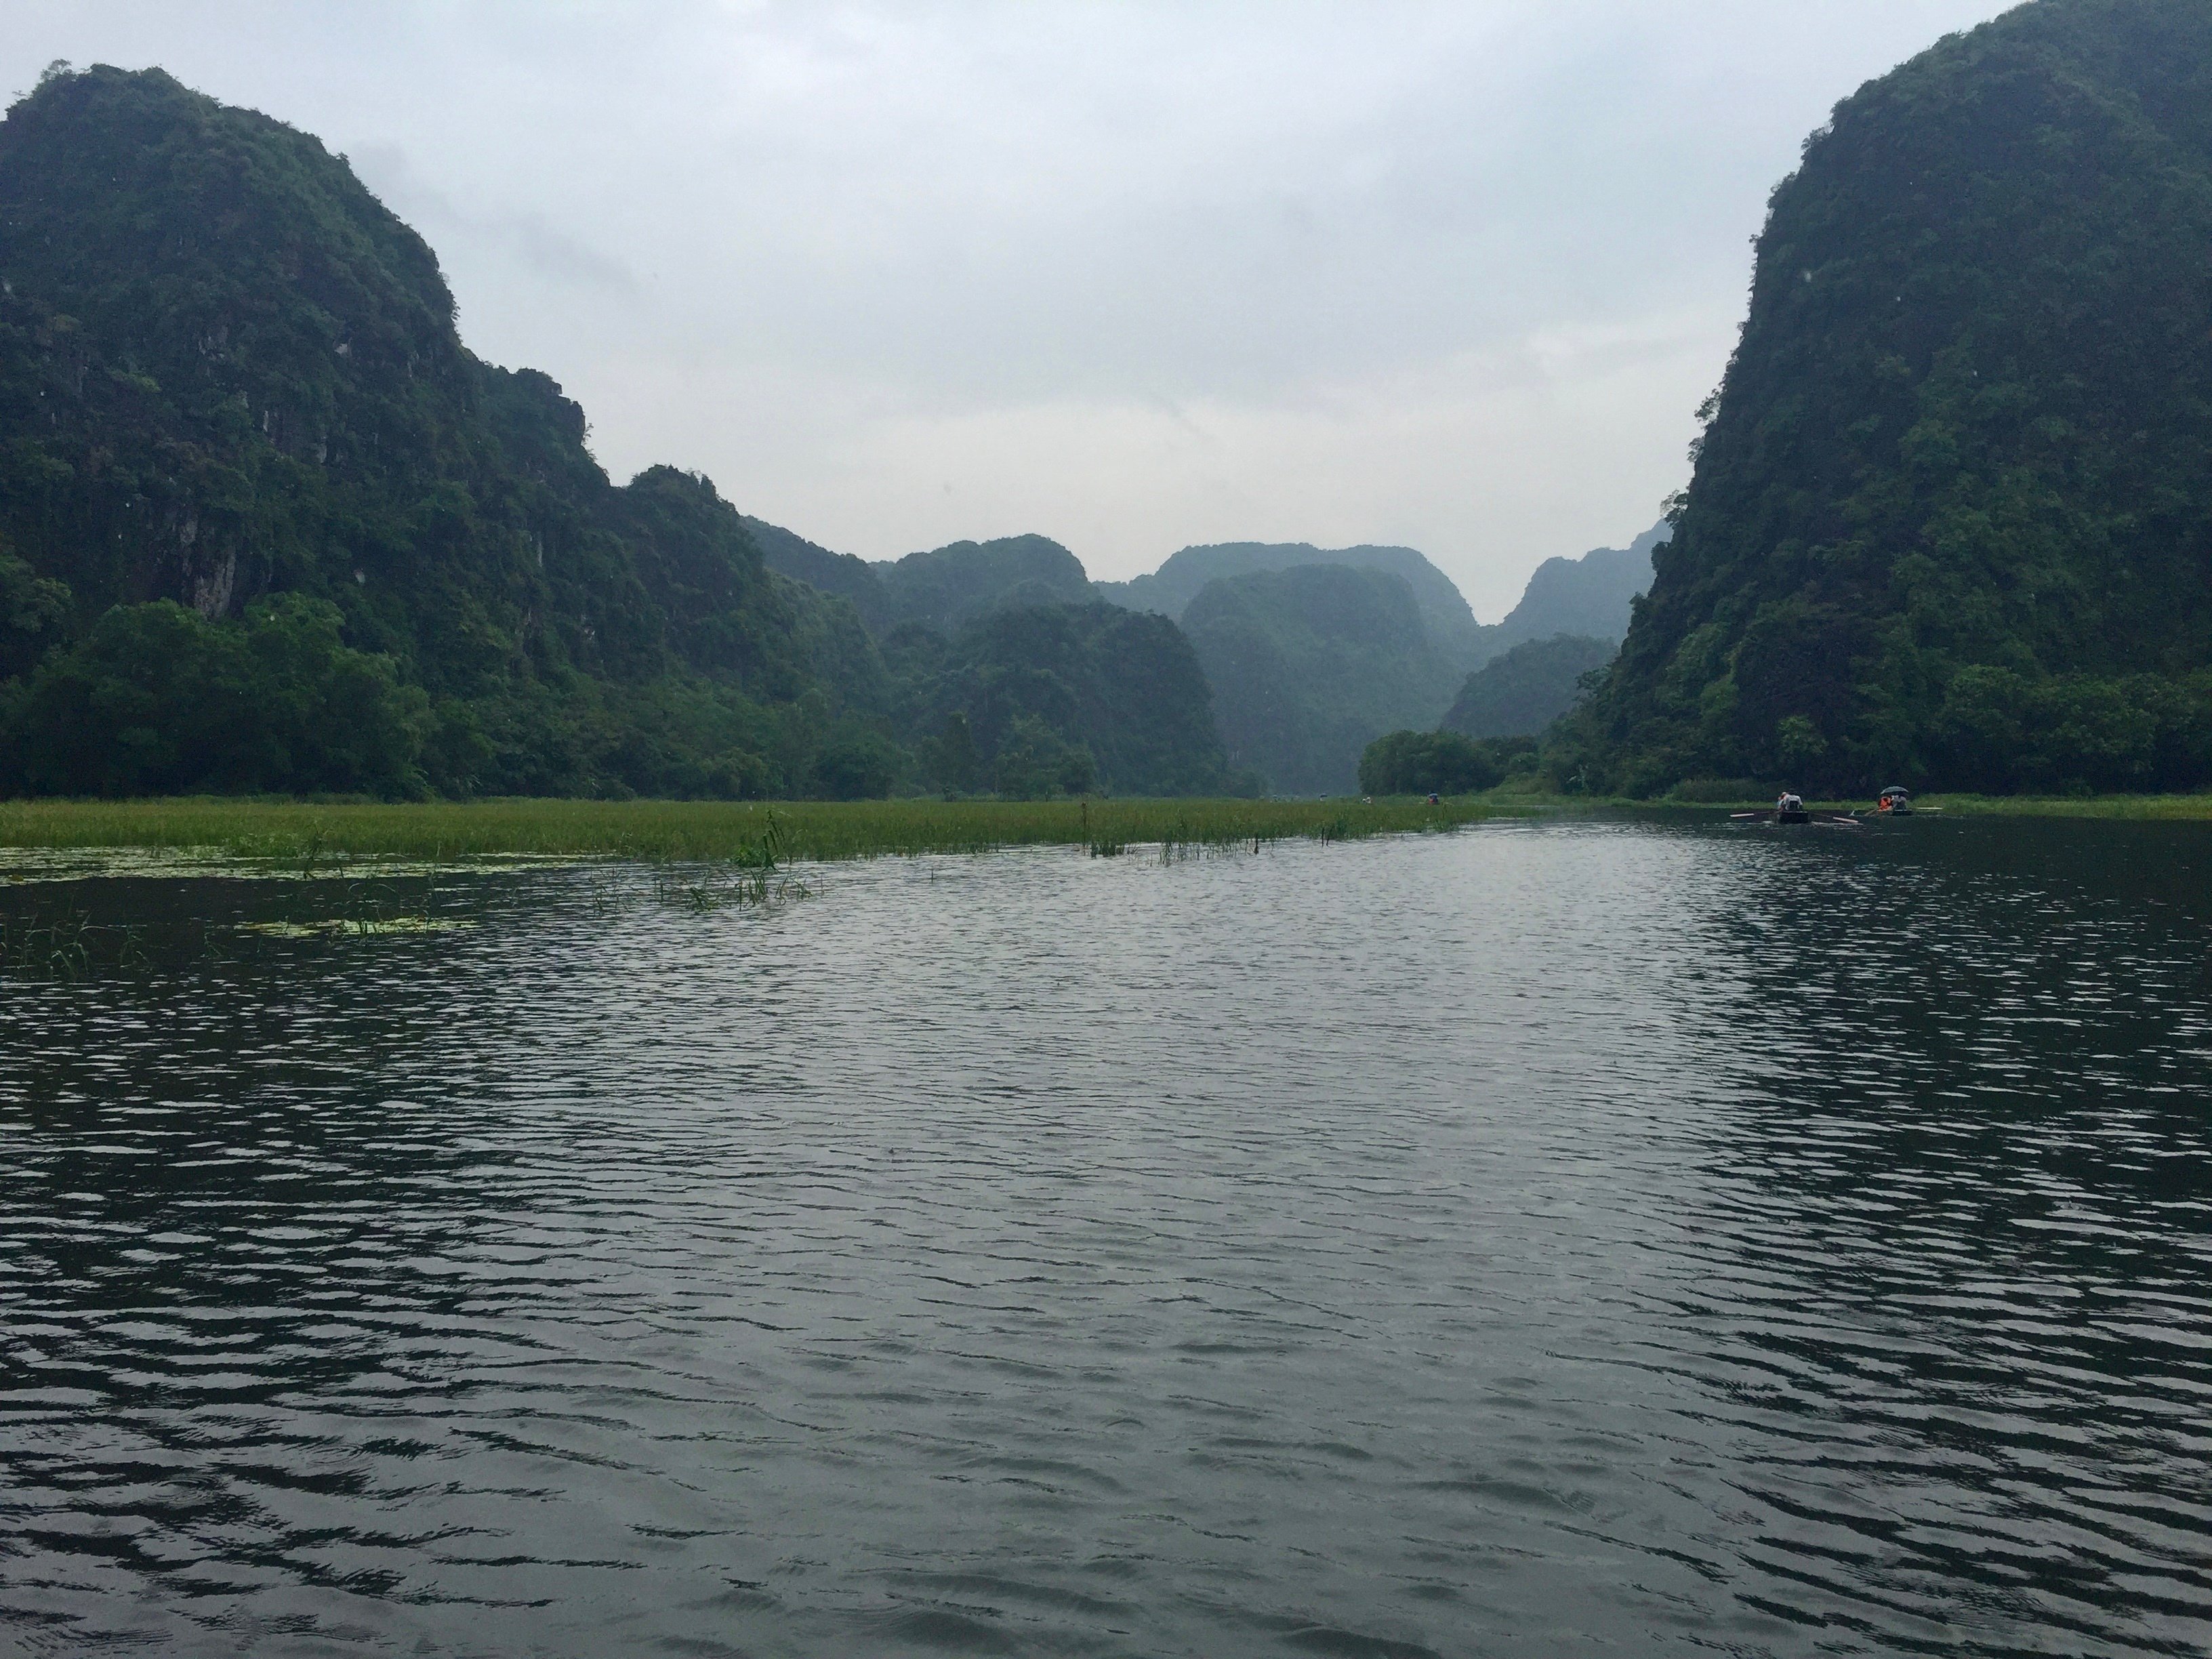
[0,64,894,797]
[1572,0,2212,795]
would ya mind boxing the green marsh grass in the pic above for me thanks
[0,903,149,979]
[1650,791,2212,820]
[1915,792,2212,820]
[6,791,2194,880]
[0,794,1537,867]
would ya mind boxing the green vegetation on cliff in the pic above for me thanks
[1568,0,2212,796]
[749,523,1103,638]
[0,64,897,799]
[872,535,1096,634]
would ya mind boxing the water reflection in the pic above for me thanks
[1,818,2208,1656]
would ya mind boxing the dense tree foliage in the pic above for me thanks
[1443,634,1616,739]
[1358,731,1532,797]
[0,64,894,798]
[873,536,1096,635]
[1,594,423,796]
[741,516,896,633]
[1568,0,2212,796]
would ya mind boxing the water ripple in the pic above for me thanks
[1,817,2209,1654]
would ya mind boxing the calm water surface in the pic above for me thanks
[1,815,2209,1656]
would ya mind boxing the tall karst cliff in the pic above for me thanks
[1575,0,2212,796]
[0,64,892,798]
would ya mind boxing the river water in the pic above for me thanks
[1,815,2209,1657]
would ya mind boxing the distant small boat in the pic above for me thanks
[1729,807,1818,825]
[1855,786,1940,819]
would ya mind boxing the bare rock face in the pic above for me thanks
[188,550,236,621]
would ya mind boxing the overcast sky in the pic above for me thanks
[7,1,2015,617]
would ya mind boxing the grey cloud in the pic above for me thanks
[350,141,639,296]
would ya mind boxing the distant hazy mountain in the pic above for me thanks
[744,527,1218,796]
[874,535,1095,635]
[1101,541,1487,661]
[1179,565,1465,794]
[1442,634,1616,739]
[750,525,1096,638]
[1090,527,1666,790]
[1492,520,1668,649]
[746,512,1667,796]
[903,601,1231,798]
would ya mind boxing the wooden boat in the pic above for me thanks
[1730,807,1824,825]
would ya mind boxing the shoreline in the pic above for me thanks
[0,795,1551,865]
[0,790,2205,867]
[1643,793,2212,821]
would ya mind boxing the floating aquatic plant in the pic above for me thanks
[0,905,149,980]
[237,916,474,938]
[646,810,813,912]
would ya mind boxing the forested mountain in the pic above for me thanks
[0,68,1227,802]
[750,523,1105,642]
[0,64,897,798]
[871,535,1096,634]
[1567,0,2212,796]
[1494,522,1666,649]
[1101,541,1489,661]
[1097,540,1485,791]
[897,602,1231,798]
[741,520,1225,793]
[1080,527,1666,790]
[1443,634,1616,739]
[742,516,894,634]
[1179,565,1465,793]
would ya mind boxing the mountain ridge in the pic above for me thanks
[0,66,1225,800]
